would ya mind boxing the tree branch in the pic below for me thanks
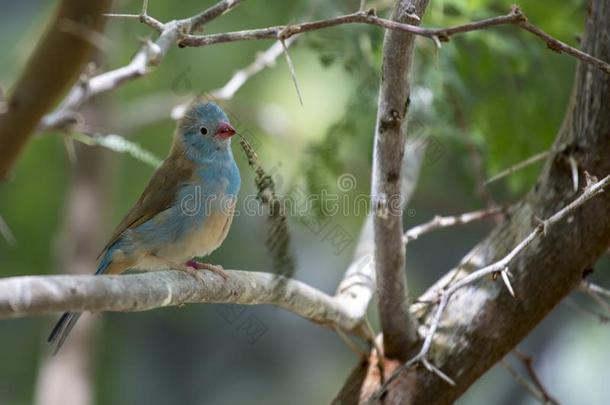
[403,207,503,244]
[177,7,610,75]
[579,280,610,314]
[501,358,556,405]
[512,350,560,405]
[0,269,368,337]
[485,150,550,185]
[0,0,111,178]
[371,0,430,361]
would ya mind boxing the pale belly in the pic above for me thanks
[134,206,235,270]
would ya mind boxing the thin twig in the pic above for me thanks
[513,350,560,405]
[103,13,140,19]
[582,281,610,299]
[518,18,610,74]
[335,327,369,359]
[564,297,610,323]
[279,38,304,105]
[485,150,550,185]
[501,360,550,404]
[403,207,503,244]
[178,9,518,47]
[215,36,299,100]
[178,7,610,75]
[579,281,610,314]
[172,36,299,120]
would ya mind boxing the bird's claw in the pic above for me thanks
[184,260,229,281]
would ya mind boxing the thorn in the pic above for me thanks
[501,268,515,297]
[279,38,303,106]
[63,135,78,164]
[103,13,141,19]
[534,216,547,236]
[584,171,598,188]
[431,35,442,50]
[335,327,368,360]
[568,155,579,192]
[422,359,456,385]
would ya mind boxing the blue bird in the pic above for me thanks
[48,101,241,353]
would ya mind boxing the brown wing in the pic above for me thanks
[98,151,195,257]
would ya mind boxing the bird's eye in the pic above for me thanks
[199,126,209,135]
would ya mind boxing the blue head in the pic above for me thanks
[176,102,236,160]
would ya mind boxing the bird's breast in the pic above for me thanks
[179,196,236,258]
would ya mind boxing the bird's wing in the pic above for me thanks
[98,153,195,257]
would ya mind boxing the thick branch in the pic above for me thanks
[0,270,365,336]
[371,0,429,360]
[0,0,111,178]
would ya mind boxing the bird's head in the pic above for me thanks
[177,101,236,157]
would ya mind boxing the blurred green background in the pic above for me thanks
[1,0,609,404]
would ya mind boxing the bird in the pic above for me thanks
[48,101,241,353]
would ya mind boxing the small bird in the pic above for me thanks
[48,101,241,353]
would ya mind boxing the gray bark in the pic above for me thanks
[371,0,430,361]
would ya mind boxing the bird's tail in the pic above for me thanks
[48,252,112,355]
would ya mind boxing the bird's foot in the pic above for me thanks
[184,260,229,281]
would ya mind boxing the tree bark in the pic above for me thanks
[372,0,430,361]
[0,0,111,179]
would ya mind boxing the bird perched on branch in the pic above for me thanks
[48,101,241,353]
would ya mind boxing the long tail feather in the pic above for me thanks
[48,251,112,354]
[48,312,82,355]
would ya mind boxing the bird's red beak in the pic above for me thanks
[216,122,236,139]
